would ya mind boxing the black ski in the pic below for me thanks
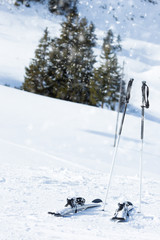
[111,201,134,222]
[48,197,102,217]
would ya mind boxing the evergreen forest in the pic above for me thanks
[22,2,126,110]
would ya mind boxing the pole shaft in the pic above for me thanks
[103,103,127,211]
[103,79,134,211]
[139,107,144,213]
[114,72,124,147]
[113,107,120,148]
[139,139,143,213]
[119,103,127,135]
[103,134,121,211]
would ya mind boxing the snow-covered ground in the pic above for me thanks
[0,85,160,240]
[0,0,160,239]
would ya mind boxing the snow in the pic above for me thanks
[0,85,160,239]
[0,0,160,239]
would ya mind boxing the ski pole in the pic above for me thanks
[103,78,134,211]
[113,78,123,147]
[138,81,149,213]
[113,62,125,147]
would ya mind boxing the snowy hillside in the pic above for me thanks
[0,1,160,239]
[0,85,160,240]
[0,0,160,117]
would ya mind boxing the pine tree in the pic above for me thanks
[49,7,97,104]
[77,19,97,105]
[23,28,53,96]
[48,0,78,15]
[48,37,69,99]
[15,0,42,7]
[93,30,125,110]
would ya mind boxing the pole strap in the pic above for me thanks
[142,81,149,109]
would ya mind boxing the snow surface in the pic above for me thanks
[0,0,160,239]
[0,85,160,239]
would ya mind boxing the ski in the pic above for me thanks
[111,201,134,223]
[48,197,102,217]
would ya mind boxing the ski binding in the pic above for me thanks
[111,201,134,222]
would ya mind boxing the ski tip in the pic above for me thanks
[111,217,127,223]
[92,199,103,203]
[48,211,55,215]
[48,212,62,217]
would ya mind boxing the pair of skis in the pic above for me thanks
[48,197,133,222]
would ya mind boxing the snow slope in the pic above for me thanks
[0,85,160,240]
[0,0,160,117]
[0,1,61,87]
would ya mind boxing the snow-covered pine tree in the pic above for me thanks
[48,0,78,16]
[14,0,42,7]
[49,6,96,105]
[77,19,97,105]
[23,28,53,96]
[94,30,125,110]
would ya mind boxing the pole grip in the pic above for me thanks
[118,79,134,135]
[142,81,149,108]
[126,78,134,103]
